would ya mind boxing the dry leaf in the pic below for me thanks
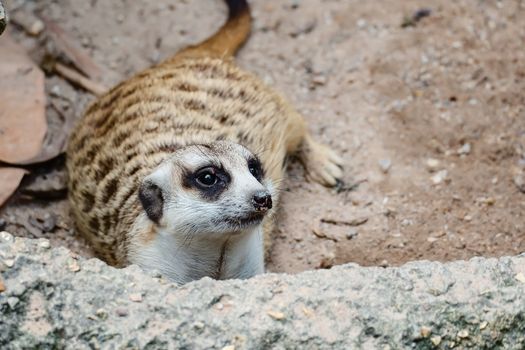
[0,167,27,207]
[0,32,47,164]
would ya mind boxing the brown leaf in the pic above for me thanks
[16,100,71,165]
[42,17,103,80]
[0,32,47,164]
[0,167,27,207]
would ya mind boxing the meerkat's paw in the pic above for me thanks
[302,137,344,187]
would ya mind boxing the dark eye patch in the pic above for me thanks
[182,164,230,201]
[247,157,263,182]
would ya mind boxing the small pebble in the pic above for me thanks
[28,19,44,36]
[479,321,488,330]
[267,310,285,320]
[193,321,205,329]
[425,158,440,172]
[39,240,51,249]
[311,75,327,86]
[68,260,81,272]
[378,159,392,173]
[129,293,143,302]
[427,237,438,243]
[513,173,525,193]
[457,143,471,155]
[42,213,57,232]
[221,346,235,350]
[96,308,108,320]
[0,231,13,242]
[476,197,496,206]
[4,259,14,268]
[7,297,19,309]
[430,336,442,346]
[431,170,448,185]
[401,219,413,226]
[515,273,525,283]
[463,215,472,222]
[115,307,129,317]
[419,326,431,338]
[457,329,469,338]
[379,260,389,268]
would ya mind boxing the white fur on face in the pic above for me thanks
[128,141,271,283]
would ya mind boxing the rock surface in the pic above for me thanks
[1,233,525,349]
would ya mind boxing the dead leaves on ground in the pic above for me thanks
[0,32,47,164]
[0,10,108,207]
[0,32,46,206]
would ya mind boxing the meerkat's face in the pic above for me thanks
[138,141,274,238]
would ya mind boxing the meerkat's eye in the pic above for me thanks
[248,158,262,180]
[195,167,218,187]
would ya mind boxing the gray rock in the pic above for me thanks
[1,235,525,349]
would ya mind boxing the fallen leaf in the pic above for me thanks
[17,100,72,165]
[0,167,27,206]
[0,32,47,164]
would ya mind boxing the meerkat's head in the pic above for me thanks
[138,141,274,239]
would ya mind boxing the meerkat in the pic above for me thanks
[67,0,343,284]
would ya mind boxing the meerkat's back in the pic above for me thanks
[67,0,342,279]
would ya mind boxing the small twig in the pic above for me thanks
[42,16,104,79]
[336,178,367,193]
[54,62,108,96]
[320,216,369,227]
[311,223,338,242]
[312,215,369,242]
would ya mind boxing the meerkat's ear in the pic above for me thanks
[138,178,164,224]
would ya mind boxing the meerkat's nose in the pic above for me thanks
[252,191,272,212]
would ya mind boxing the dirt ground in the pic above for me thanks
[1,0,524,274]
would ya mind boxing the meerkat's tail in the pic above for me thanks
[171,0,251,60]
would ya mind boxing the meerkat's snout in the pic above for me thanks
[252,190,272,212]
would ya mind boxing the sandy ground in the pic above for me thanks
[1,0,524,274]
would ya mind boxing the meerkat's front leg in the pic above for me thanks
[299,133,344,187]
[281,110,344,187]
